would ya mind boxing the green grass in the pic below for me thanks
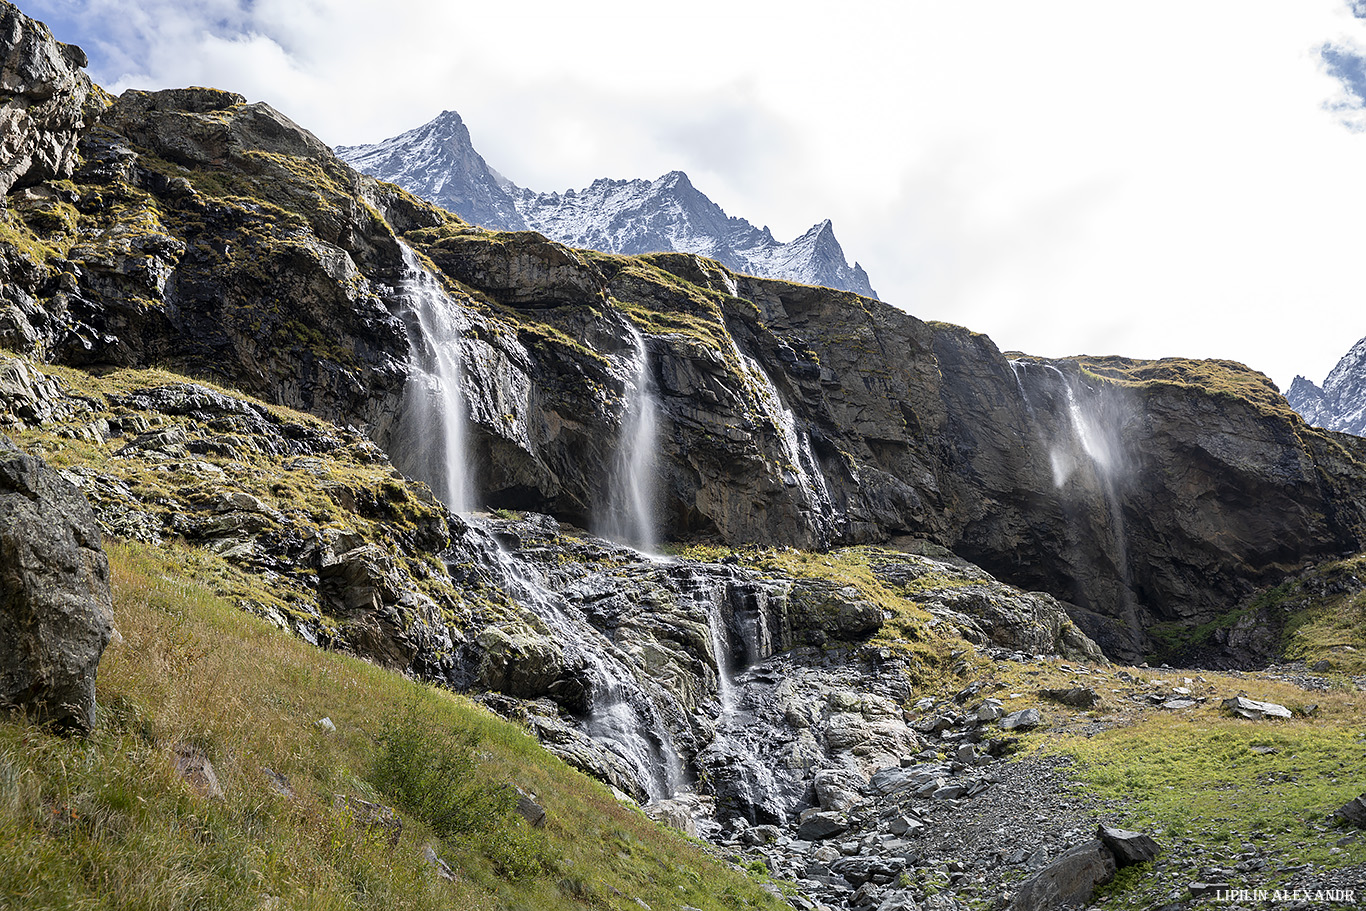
[0,539,787,911]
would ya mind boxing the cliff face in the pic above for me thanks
[2,4,1365,666]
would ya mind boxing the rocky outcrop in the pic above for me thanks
[0,433,112,732]
[0,1,92,196]
[1288,335,1366,436]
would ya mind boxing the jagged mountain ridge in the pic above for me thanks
[337,110,879,298]
[1287,333,1366,436]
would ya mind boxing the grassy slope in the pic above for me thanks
[0,538,787,911]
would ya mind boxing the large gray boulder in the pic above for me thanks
[0,1,92,195]
[0,433,113,732]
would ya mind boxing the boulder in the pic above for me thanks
[1098,823,1162,866]
[514,787,547,828]
[999,708,1043,731]
[0,434,113,732]
[1039,686,1099,708]
[1220,696,1291,720]
[797,809,848,841]
[1007,839,1116,911]
[1336,794,1366,828]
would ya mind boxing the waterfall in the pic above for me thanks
[1009,359,1139,636]
[391,245,472,513]
[489,540,684,799]
[731,341,834,538]
[601,326,659,552]
[707,599,737,713]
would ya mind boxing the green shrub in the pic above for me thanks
[370,702,553,879]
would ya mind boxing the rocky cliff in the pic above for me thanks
[2,3,1365,679]
[338,110,879,298]
[1288,333,1366,436]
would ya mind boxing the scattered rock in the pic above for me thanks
[1220,696,1291,720]
[422,845,457,881]
[336,795,402,847]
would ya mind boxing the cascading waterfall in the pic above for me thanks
[731,341,835,537]
[490,541,684,799]
[1009,359,1139,636]
[601,326,659,552]
[391,244,472,513]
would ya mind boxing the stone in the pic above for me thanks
[797,810,848,841]
[1336,794,1366,828]
[515,787,547,828]
[1039,686,1098,708]
[422,845,457,881]
[999,708,1043,731]
[1006,839,1117,911]
[1220,696,1292,720]
[976,700,1004,722]
[1160,698,1197,710]
[1098,824,1162,866]
[315,716,336,733]
[0,434,113,733]
[1188,882,1230,897]
[644,798,696,837]
[172,744,224,799]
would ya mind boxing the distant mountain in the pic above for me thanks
[337,110,878,299]
[1287,335,1366,436]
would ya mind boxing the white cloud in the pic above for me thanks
[21,0,1366,388]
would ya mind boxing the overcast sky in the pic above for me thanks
[26,0,1366,390]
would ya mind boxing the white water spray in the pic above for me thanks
[602,326,660,552]
[391,245,472,512]
[1009,359,1139,637]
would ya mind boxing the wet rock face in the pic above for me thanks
[0,434,113,732]
[0,2,91,196]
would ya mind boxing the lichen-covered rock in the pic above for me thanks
[0,433,112,732]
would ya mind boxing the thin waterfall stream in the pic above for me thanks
[601,326,659,553]
[391,244,472,513]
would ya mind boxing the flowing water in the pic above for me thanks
[489,541,685,800]
[1009,360,1139,636]
[731,341,835,541]
[391,245,472,513]
[601,326,659,552]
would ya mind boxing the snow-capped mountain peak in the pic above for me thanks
[1287,334,1366,436]
[337,110,877,299]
